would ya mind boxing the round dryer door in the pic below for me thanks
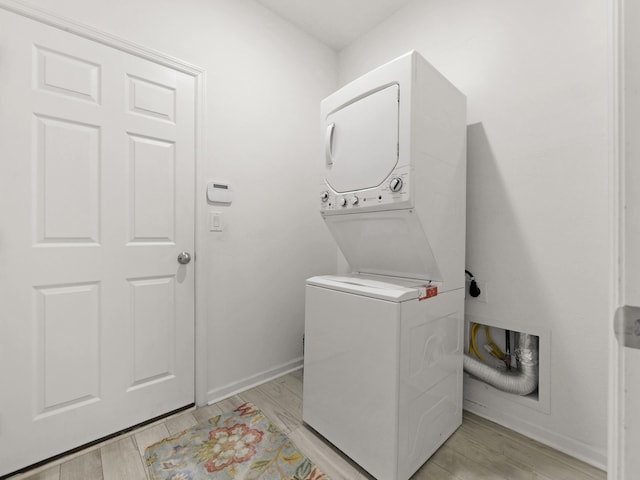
[324,84,399,193]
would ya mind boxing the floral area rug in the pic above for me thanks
[145,402,328,480]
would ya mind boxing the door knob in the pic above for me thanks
[177,252,192,265]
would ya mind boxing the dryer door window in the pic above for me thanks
[325,84,399,193]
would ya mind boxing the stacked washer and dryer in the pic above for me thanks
[302,51,467,480]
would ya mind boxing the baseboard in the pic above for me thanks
[206,357,303,405]
[463,399,607,471]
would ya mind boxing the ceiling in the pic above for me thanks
[254,0,415,50]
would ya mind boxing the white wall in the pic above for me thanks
[26,0,338,401]
[339,0,611,467]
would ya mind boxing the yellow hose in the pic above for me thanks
[484,326,505,359]
[469,323,508,363]
[469,323,483,360]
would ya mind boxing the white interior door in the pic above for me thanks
[0,8,196,475]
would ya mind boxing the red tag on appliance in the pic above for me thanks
[418,285,438,301]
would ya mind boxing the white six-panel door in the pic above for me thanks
[0,7,196,475]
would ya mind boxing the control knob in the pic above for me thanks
[351,195,359,206]
[389,177,403,193]
[320,191,329,202]
[339,197,347,207]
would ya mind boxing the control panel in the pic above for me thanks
[320,167,411,214]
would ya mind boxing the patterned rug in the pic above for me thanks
[145,402,328,480]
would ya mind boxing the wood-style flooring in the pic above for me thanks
[7,369,606,480]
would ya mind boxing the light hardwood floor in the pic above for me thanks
[7,369,606,480]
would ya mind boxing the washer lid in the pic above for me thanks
[306,274,428,302]
[323,209,442,282]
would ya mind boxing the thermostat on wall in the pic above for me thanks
[207,182,233,204]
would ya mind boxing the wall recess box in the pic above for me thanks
[463,313,550,415]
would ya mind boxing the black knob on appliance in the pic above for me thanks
[389,177,403,192]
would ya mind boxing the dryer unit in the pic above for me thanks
[318,50,466,293]
[303,51,467,480]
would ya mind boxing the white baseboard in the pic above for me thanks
[463,399,607,471]
[206,357,303,405]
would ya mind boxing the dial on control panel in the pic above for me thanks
[351,195,359,206]
[389,177,403,192]
[339,197,348,207]
[321,191,329,202]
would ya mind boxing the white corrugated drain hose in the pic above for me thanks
[463,332,538,396]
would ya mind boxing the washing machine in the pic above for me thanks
[302,51,467,480]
